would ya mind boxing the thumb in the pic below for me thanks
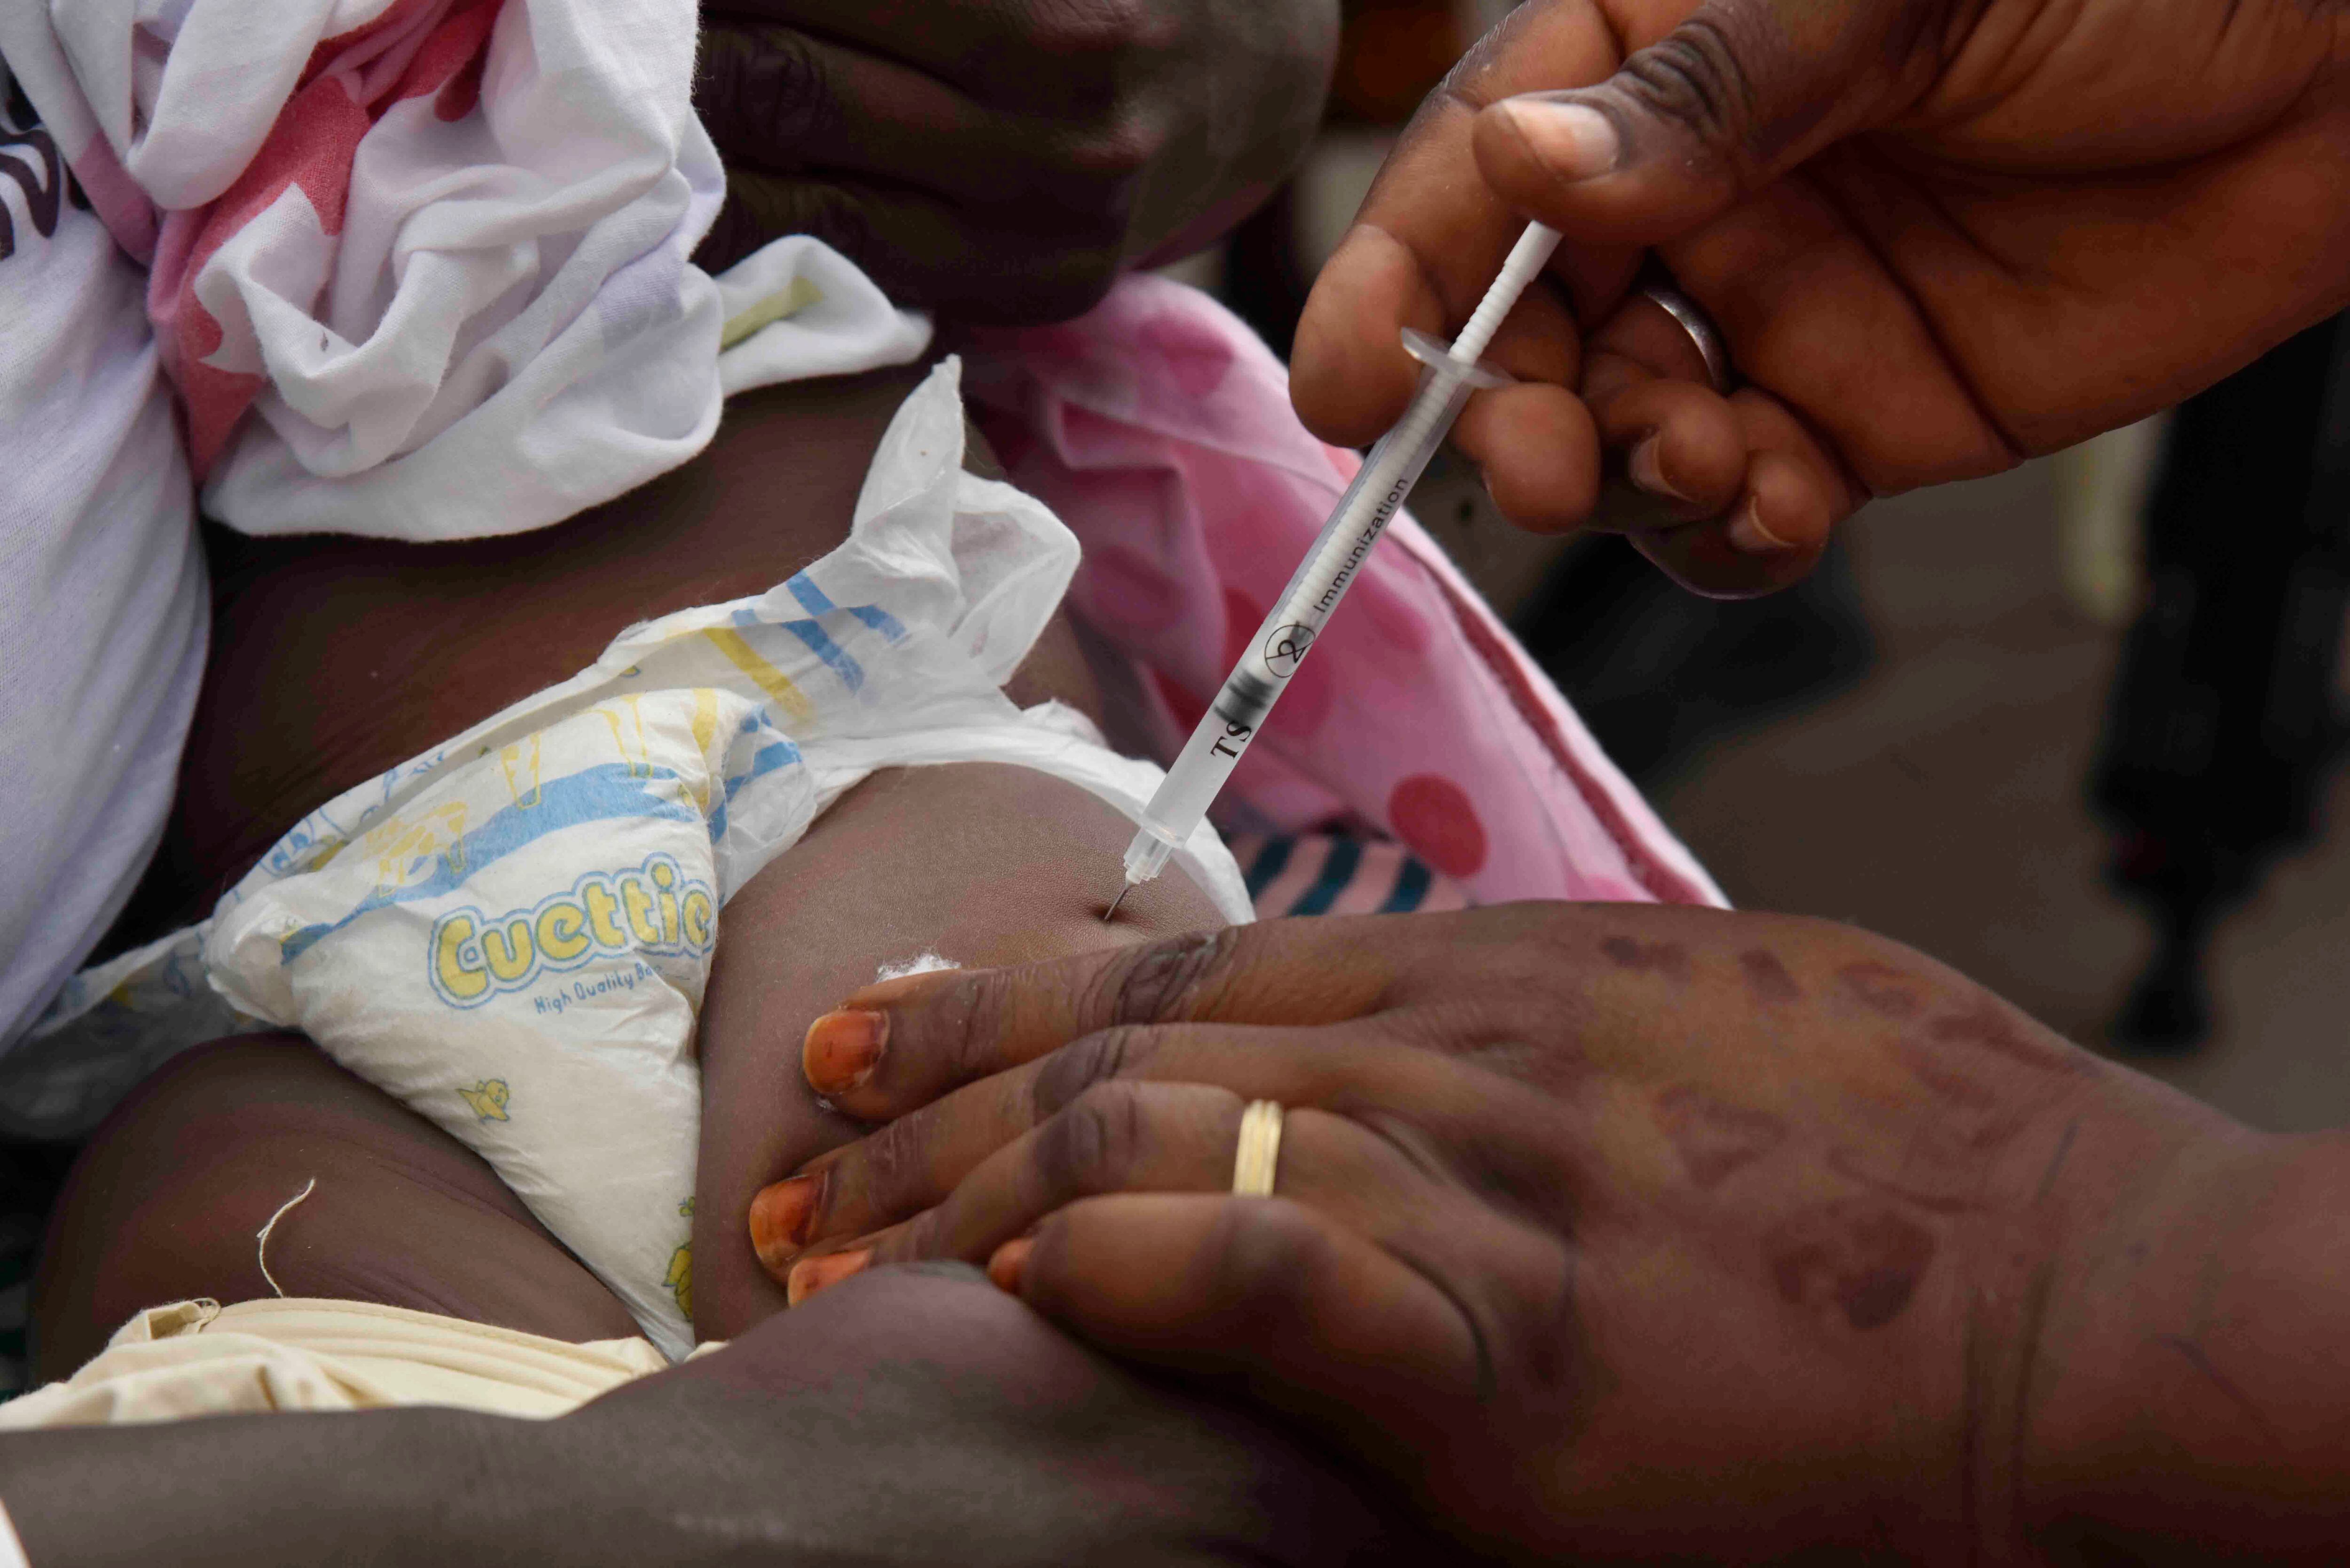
[1469,0,1927,245]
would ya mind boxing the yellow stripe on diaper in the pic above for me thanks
[702,630,814,724]
[720,276,824,351]
[688,688,720,811]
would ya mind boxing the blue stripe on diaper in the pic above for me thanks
[781,575,907,644]
[707,738,805,845]
[782,618,864,693]
[846,604,906,641]
[278,763,701,964]
[732,604,865,692]
[786,575,834,616]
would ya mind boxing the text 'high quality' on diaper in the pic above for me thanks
[24,360,1251,1359]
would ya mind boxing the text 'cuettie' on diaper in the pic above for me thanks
[429,854,716,1007]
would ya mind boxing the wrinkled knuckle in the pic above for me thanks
[701,25,838,150]
[942,967,1021,1083]
[1033,1026,1152,1117]
[853,1118,924,1206]
[1039,1081,1151,1195]
[1612,17,1758,155]
[1091,928,1244,1028]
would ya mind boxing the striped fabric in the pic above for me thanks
[1228,834,1472,921]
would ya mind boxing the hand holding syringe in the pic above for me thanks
[1106,223,1565,918]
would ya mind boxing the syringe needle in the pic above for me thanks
[1102,883,1131,923]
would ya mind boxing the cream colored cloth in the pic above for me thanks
[0,1298,705,1428]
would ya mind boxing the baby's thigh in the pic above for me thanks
[692,762,1228,1338]
[32,1035,639,1379]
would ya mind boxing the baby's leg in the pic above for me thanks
[693,762,1227,1339]
[32,1035,638,1380]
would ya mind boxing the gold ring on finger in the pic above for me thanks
[1232,1100,1284,1198]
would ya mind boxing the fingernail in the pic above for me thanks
[1628,436,1687,503]
[987,1238,1034,1295]
[1499,97,1620,181]
[786,1248,871,1306]
[803,1009,886,1094]
[1727,496,1794,554]
[748,1175,820,1271]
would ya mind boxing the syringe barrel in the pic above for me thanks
[1123,345,1491,872]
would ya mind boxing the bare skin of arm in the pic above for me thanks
[12,1265,1405,1566]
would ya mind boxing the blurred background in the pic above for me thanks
[1165,0,2350,1131]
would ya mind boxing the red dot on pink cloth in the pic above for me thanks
[1139,309,1236,398]
[1387,774,1487,879]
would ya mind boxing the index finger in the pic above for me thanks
[802,912,1505,1113]
[1290,0,1637,451]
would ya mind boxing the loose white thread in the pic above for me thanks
[255,1178,317,1298]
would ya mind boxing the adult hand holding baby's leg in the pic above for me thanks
[750,907,2350,1564]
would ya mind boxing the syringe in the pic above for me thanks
[1105,221,1565,920]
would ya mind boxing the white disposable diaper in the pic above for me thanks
[23,359,1249,1358]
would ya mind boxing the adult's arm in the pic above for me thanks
[4,1264,1406,1564]
[753,906,2350,1562]
[1289,0,2350,593]
[692,0,1341,321]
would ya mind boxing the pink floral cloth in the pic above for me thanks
[967,277,1724,910]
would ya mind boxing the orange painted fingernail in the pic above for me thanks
[748,1175,820,1271]
[787,1248,871,1306]
[987,1238,1034,1295]
[803,1009,886,1094]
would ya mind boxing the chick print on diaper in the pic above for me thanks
[457,1080,510,1123]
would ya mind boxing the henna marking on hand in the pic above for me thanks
[2032,1118,2081,1205]
[1839,961,1926,1020]
[1654,1084,1787,1189]
[1101,929,1236,1026]
[1600,936,1688,978]
[1764,1200,1936,1330]
[2158,1335,2281,1444]
[1927,1002,2081,1076]
[1738,948,1802,1004]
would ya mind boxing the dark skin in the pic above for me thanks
[22,4,1364,1550]
[11,1264,1405,1566]
[755,905,2350,1564]
[690,0,1342,321]
[62,364,1220,1345]
[22,364,1419,1561]
[1288,0,2350,596]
